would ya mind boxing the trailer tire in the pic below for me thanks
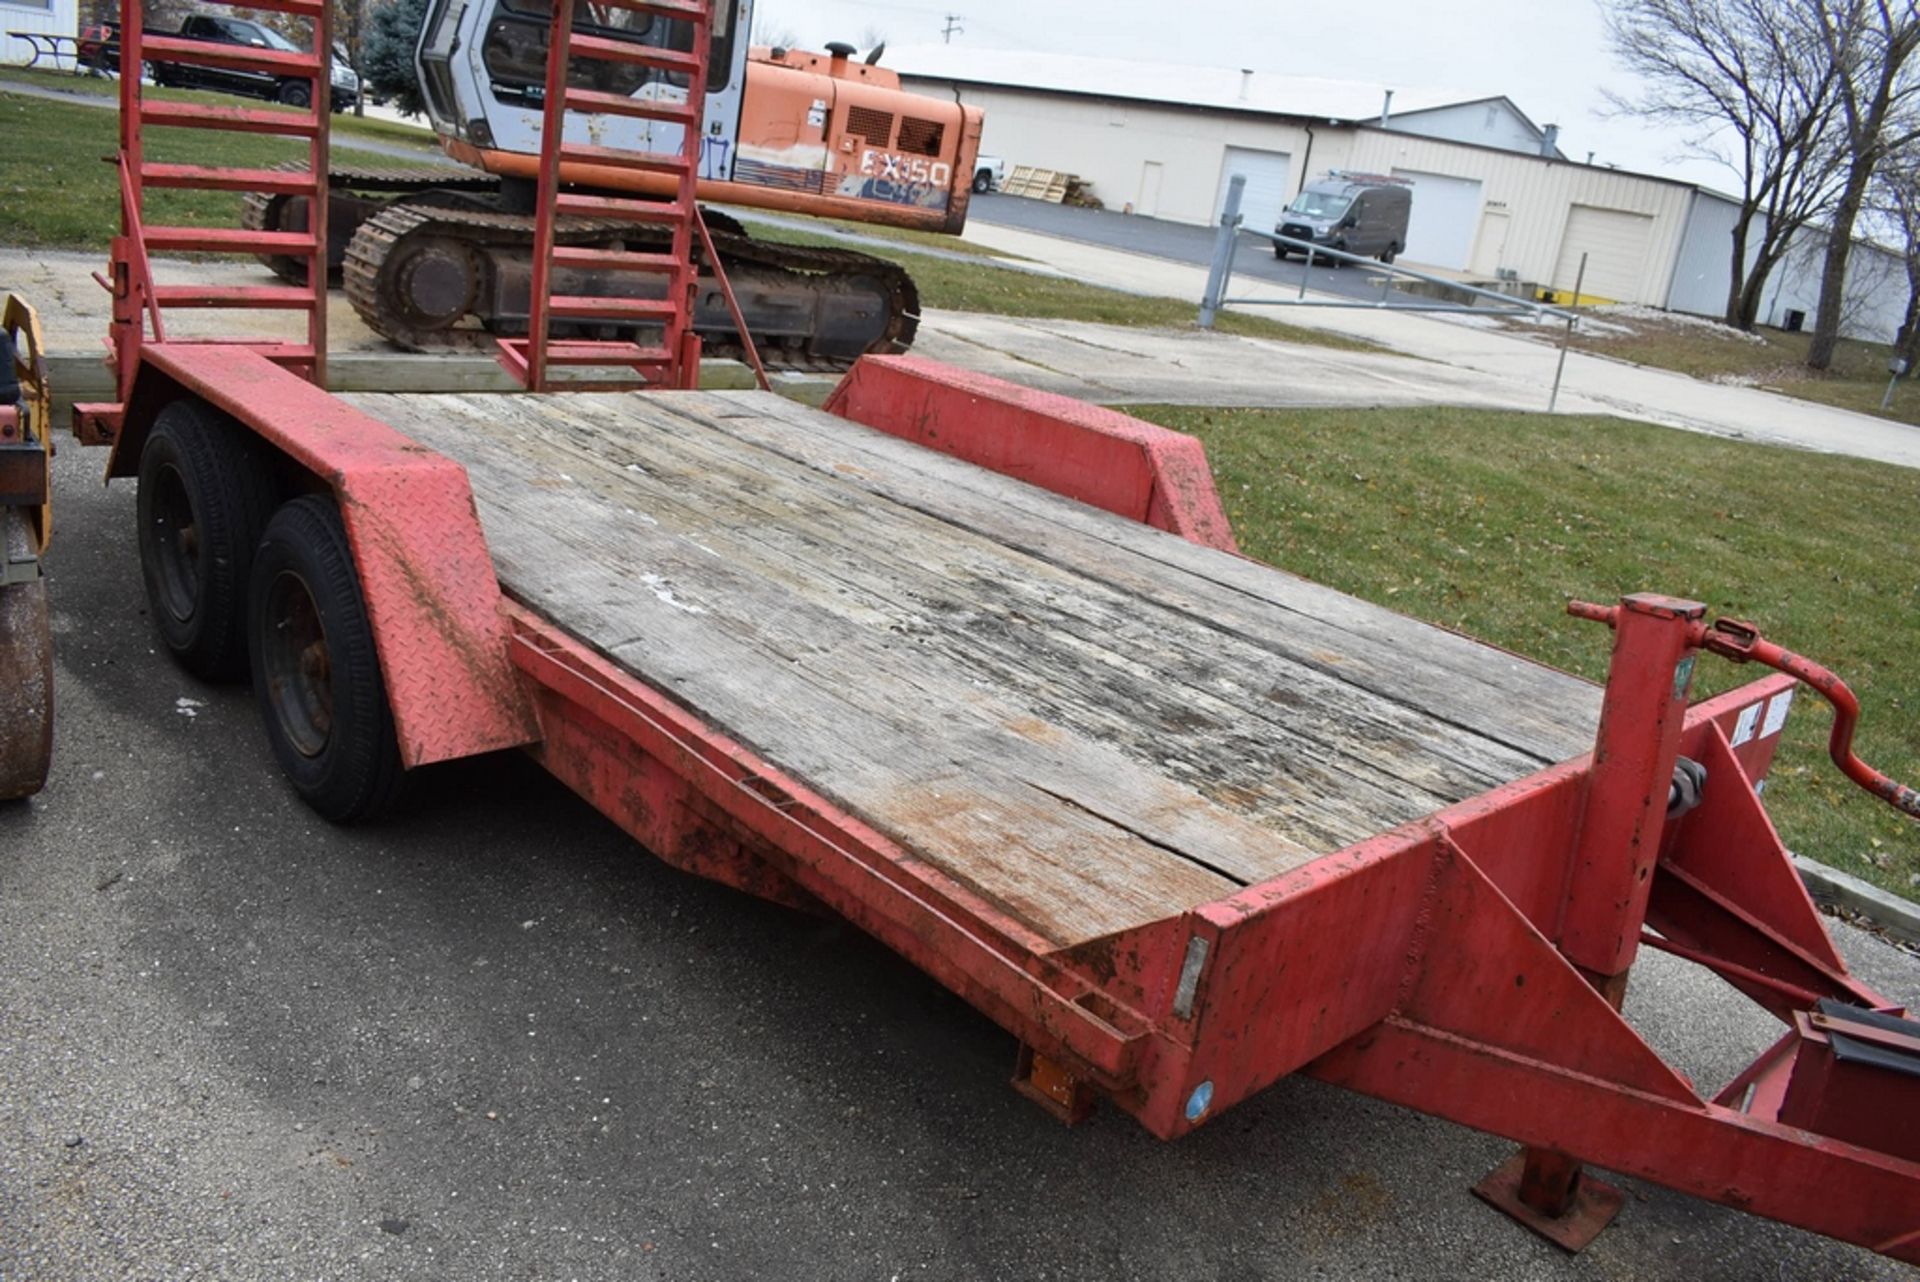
[137,399,279,682]
[248,495,402,824]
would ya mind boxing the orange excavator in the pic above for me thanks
[244,0,983,368]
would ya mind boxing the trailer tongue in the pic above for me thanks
[66,0,1920,1265]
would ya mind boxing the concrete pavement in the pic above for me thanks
[910,311,1564,410]
[958,218,1920,470]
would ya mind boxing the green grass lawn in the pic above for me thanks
[0,88,451,249]
[0,65,439,151]
[1565,309,1920,428]
[1133,403,1920,901]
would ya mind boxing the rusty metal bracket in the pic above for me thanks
[1013,1045,1098,1126]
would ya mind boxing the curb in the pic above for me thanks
[1795,853,1920,946]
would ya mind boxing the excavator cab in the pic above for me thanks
[415,0,981,233]
[419,0,747,182]
[244,0,973,366]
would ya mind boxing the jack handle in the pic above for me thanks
[1569,601,1920,821]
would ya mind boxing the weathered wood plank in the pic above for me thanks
[400,389,1536,821]
[341,388,1603,948]
[522,396,1545,818]
[714,389,1601,763]
[347,391,1277,943]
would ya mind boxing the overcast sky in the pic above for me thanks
[752,0,1734,193]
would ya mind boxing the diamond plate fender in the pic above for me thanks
[113,345,538,768]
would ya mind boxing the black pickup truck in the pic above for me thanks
[77,15,359,110]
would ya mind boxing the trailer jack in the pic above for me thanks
[1462,598,1920,1254]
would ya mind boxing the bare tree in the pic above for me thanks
[1603,0,1847,330]
[1867,143,1920,366]
[1807,0,1920,369]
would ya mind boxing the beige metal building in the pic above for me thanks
[887,45,1907,337]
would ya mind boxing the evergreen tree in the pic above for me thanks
[362,0,430,116]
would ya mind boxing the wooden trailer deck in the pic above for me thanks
[346,388,1605,949]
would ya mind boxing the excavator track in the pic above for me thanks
[242,163,751,281]
[340,200,918,372]
[240,163,504,285]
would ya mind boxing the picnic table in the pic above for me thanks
[6,31,80,71]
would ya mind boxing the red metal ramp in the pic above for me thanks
[495,0,712,391]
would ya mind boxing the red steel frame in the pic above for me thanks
[100,345,1920,1266]
[73,14,1920,1264]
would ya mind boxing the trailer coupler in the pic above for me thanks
[1340,595,1920,1258]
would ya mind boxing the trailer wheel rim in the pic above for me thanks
[149,462,202,624]
[261,568,332,758]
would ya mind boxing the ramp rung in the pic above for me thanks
[554,193,687,223]
[556,142,692,177]
[140,100,321,137]
[496,338,676,386]
[580,0,709,16]
[562,88,699,125]
[567,34,704,75]
[150,285,320,309]
[501,338,674,367]
[552,246,685,273]
[143,226,319,255]
[546,295,678,321]
[139,36,319,78]
[546,341,673,365]
[183,340,320,368]
[196,0,326,15]
[141,163,319,194]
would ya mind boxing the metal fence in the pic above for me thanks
[1199,173,1597,410]
[1197,175,1580,328]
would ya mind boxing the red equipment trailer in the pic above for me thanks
[69,0,1920,1265]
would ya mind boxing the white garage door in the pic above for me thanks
[1553,205,1655,302]
[1215,146,1293,233]
[1391,169,1484,270]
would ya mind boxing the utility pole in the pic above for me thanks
[942,13,964,42]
